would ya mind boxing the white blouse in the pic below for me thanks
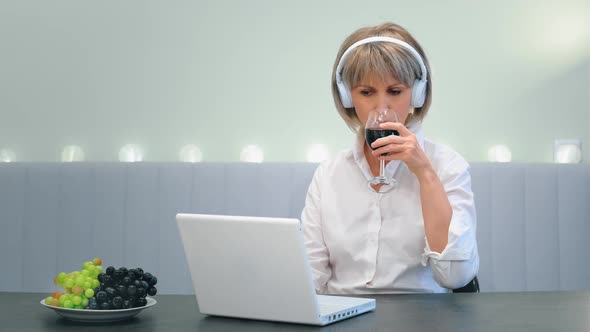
[301,123,479,294]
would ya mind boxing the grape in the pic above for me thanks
[140,280,149,289]
[112,296,123,309]
[117,285,127,297]
[72,285,83,296]
[96,291,108,303]
[113,269,124,281]
[64,279,74,288]
[103,275,113,286]
[127,285,137,296]
[93,258,102,266]
[134,268,144,279]
[63,300,74,309]
[105,287,116,299]
[84,289,94,298]
[122,276,131,286]
[106,266,115,275]
[137,298,147,307]
[147,287,157,296]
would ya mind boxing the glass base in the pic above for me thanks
[367,177,397,193]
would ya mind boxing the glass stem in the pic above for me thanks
[379,159,385,178]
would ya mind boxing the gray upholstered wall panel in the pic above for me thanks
[92,164,126,271]
[0,162,588,294]
[557,166,590,290]
[156,163,193,295]
[491,165,527,292]
[0,165,26,291]
[524,165,560,291]
[22,164,61,293]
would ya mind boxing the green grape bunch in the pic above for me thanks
[44,258,103,309]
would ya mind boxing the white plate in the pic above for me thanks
[40,297,156,322]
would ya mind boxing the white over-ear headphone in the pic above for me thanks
[335,36,428,109]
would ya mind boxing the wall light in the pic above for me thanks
[179,144,203,163]
[61,145,85,162]
[240,145,264,163]
[0,149,15,162]
[554,139,582,164]
[118,144,143,162]
[306,144,330,163]
[487,144,512,162]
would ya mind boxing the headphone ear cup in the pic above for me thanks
[338,81,353,108]
[411,79,427,108]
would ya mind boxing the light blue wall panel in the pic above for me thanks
[92,164,127,270]
[22,164,60,292]
[524,165,559,291]
[190,163,226,215]
[470,163,493,291]
[289,163,318,219]
[225,163,260,216]
[0,164,26,291]
[124,164,159,273]
[156,163,193,294]
[491,165,527,291]
[56,164,95,274]
[257,163,294,218]
[558,165,589,290]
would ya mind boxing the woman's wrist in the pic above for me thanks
[414,162,437,184]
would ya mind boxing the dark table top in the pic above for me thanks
[1,291,588,332]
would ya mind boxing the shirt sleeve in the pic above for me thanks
[421,157,480,290]
[301,165,332,294]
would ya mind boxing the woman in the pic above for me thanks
[302,22,479,294]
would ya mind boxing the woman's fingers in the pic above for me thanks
[379,122,412,136]
[370,134,404,149]
[372,143,407,157]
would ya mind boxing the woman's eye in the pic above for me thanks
[389,89,401,95]
[360,90,372,96]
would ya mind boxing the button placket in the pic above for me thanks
[365,193,383,284]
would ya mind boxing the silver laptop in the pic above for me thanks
[176,213,376,326]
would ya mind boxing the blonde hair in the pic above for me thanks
[331,22,432,133]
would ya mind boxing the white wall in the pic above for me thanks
[0,0,588,162]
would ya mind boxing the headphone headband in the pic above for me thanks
[335,36,428,87]
[334,36,429,109]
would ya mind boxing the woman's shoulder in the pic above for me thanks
[313,149,355,175]
[423,138,470,175]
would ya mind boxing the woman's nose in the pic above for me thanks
[375,95,391,112]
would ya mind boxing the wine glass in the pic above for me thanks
[365,109,399,192]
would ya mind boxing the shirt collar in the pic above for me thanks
[351,120,425,183]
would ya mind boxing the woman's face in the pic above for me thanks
[351,75,412,128]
